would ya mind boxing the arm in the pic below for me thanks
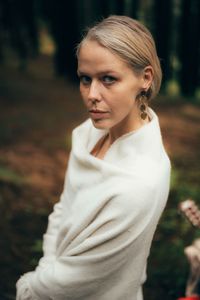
[16,201,63,300]
[41,159,71,259]
[42,199,63,257]
[16,182,162,300]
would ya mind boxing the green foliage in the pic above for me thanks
[0,124,13,144]
[30,239,43,253]
[195,88,200,104]
[30,239,43,268]
[165,80,180,97]
[0,166,25,185]
[144,166,200,299]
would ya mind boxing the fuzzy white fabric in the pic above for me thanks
[16,109,171,300]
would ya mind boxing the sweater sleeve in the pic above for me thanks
[41,159,70,259]
[33,163,70,274]
[16,182,163,300]
[42,200,63,257]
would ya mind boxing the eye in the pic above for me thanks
[79,75,91,85]
[102,75,116,85]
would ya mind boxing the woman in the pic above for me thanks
[16,15,171,300]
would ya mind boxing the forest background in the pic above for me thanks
[0,0,200,299]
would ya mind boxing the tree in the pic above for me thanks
[42,0,80,81]
[178,0,200,96]
[131,0,140,19]
[0,0,39,69]
[153,0,173,87]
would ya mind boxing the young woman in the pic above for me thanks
[16,15,171,300]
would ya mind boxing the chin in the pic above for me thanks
[91,118,111,130]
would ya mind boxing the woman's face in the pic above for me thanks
[77,40,149,131]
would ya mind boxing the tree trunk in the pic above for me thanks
[153,0,173,87]
[178,0,200,96]
[131,0,140,19]
[44,0,80,81]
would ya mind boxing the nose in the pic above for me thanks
[88,80,102,102]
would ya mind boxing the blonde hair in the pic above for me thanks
[76,15,162,101]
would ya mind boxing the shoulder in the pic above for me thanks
[71,118,92,150]
[105,180,159,228]
[114,154,171,215]
[72,118,92,136]
[123,150,170,192]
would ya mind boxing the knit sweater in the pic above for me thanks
[16,109,171,300]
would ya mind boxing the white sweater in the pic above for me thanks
[16,109,171,300]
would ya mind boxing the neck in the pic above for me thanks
[108,107,150,145]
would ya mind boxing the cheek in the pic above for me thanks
[79,85,84,97]
[112,95,134,113]
[79,87,87,103]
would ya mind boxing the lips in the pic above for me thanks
[89,109,108,113]
[88,109,109,119]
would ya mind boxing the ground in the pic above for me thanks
[0,54,200,299]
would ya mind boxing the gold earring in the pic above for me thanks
[139,92,148,120]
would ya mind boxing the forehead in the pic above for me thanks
[78,40,129,73]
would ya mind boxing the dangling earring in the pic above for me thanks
[139,91,148,120]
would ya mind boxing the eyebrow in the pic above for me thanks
[77,70,118,76]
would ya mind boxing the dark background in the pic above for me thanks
[0,0,200,299]
[1,0,200,95]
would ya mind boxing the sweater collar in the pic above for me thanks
[72,108,164,164]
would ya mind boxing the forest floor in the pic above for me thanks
[0,54,200,299]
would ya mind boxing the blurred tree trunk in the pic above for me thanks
[78,0,117,24]
[99,0,110,17]
[131,0,140,19]
[79,0,100,26]
[100,0,125,16]
[153,0,173,87]
[0,0,6,63]
[1,0,39,70]
[115,0,125,14]
[123,0,139,19]
[42,0,80,81]
[178,0,200,96]
[95,0,126,16]
[63,0,80,81]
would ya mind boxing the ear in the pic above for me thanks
[142,66,153,90]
